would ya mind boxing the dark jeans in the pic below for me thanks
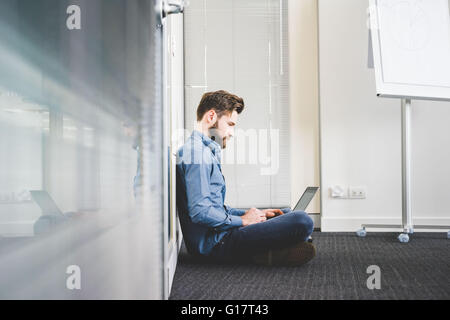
[208,210,314,263]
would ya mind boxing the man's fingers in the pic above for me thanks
[266,209,283,216]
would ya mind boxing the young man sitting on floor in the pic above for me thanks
[176,90,316,266]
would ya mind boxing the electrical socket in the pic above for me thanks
[349,187,366,199]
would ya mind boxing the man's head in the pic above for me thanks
[196,90,245,149]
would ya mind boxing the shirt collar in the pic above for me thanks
[191,130,222,159]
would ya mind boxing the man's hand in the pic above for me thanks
[261,209,284,219]
[241,207,267,226]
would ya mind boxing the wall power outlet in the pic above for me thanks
[349,187,366,199]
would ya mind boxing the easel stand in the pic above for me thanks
[357,99,450,242]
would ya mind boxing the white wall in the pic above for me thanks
[288,0,321,215]
[163,11,185,299]
[318,0,450,231]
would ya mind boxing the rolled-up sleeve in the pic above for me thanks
[184,162,242,231]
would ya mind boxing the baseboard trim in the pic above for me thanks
[321,217,450,232]
[309,214,321,230]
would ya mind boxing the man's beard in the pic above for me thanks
[209,124,226,149]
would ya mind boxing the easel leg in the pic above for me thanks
[401,99,413,236]
[357,99,450,242]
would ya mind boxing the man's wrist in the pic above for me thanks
[241,215,248,227]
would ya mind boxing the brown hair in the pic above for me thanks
[196,90,245,121]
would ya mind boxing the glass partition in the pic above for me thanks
[0,0,165,299]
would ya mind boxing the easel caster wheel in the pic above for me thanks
[356,229,366,237]
[398,233,409,243]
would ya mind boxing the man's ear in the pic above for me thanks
[208,110,217,126]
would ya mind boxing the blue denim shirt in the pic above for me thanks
[176,130,245,256]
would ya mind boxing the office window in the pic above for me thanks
[184,0,290,208]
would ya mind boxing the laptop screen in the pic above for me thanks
[293,187,319,211]
[30,190,63,216]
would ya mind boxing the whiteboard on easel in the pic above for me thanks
[369,0,450,101]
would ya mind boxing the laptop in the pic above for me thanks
[30,190,86,219]
[29,190,66,217]
[290,187,319,243]
[292,187,319,211]
[29,190,72,235]
[30,190,76,218]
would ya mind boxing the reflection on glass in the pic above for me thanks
[0,0,163,299]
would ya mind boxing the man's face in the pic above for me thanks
[209,110,238,149]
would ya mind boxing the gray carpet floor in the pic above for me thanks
[169,232,450,300]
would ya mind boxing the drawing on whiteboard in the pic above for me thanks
[385,1,430,51]
[369,0,450,100]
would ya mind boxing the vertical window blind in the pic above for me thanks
[184,0,290,208]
